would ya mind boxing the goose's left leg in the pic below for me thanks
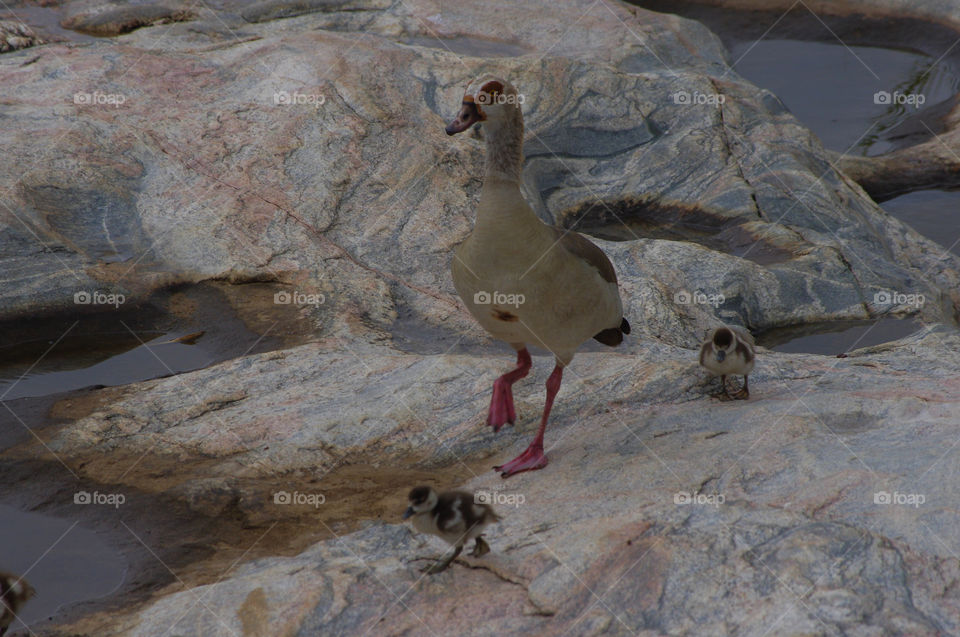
[495,363,562,478]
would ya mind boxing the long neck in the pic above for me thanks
[483,109,524,183]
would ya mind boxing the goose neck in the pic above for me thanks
[483,117,523,183]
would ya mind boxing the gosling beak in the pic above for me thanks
[445,99,483,135]
[402,506,414,520]
[716,350,726,363]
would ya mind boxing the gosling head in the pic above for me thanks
[711,327,736,363]
[403,485,438,519]
[445,75,523,136]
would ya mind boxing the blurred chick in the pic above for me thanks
[0,570,35,637]
[403,486,500,574]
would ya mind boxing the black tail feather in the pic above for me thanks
[593,317,630,346]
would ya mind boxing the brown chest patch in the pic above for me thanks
[492,309,519,322]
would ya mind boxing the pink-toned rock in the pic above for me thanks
[2,0,960,634]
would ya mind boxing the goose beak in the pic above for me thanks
[716,350,726,363]
[402,506,414,519]
[446,99,483,135]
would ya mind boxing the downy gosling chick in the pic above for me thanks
[403,486,500,574]
[0,571,35,637]
[700,326,755,400]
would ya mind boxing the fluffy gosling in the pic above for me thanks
[700,325,755,400]
[403,486,500,574]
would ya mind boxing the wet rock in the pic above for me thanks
[61,2,193,36]
[42,327,960,635]
[0,0,954,339]
[3,0,960,634]
[0,20,43,52]
[239,0,384,24]
[632,0,960,203]
[833,134,960,202]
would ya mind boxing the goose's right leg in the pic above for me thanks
[487,346,531,432]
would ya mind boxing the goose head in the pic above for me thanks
[445,75,523,136]
[711,327,735,363]
[403,485,438,519]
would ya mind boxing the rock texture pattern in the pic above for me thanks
[0,20,43,52]
[1,0,960,635]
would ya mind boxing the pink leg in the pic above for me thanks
[487,348,532,432]
[495,364,562,478]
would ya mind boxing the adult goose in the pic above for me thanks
[445,75,630,477]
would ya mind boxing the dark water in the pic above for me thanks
[0,283,307,631]
[727,38,960,259]
[759,318,922,355]
[880,190,960,256]
[728,39,958,156]
[0,332,216,401]
[0,504,127,633]
[0,283,292,409]
[633,2,960,260]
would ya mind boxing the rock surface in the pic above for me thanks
[1,0,960,635]
[635,0,960,202]
[0,20,43,52]
[43,327,960,636]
